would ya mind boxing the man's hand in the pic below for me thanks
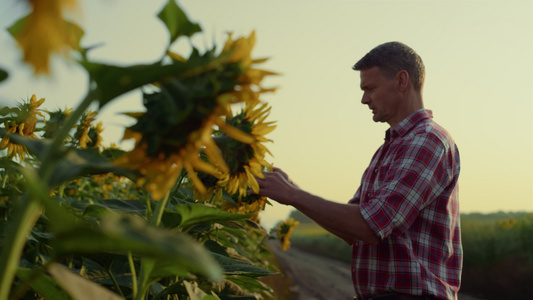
[255,167,300,206]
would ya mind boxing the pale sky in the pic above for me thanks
[0,0,531,229]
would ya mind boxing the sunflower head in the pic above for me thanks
[274,218,300,251]
[85,121,104,149]
[114,86,230,201]
[0,95,47,160]
[9,0,82,74]
[214,101,275,198]
[221,192,269,221]
[73,110,97,148]
[217,31,277,106]
[43,107,73,140]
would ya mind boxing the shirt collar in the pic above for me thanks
[385,109,433,140]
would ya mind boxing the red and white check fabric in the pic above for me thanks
[349,109,462,300]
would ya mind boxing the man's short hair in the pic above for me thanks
[353,42,425,91]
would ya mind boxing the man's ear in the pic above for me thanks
[396,70,409,92]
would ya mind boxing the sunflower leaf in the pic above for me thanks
[47,263,123,300]
[211,252,275,277]
[15,268,71,300]
[52,213,223,282]
[157,0,201,46]
[170,204,250,229]
[7,134,138,187]
[81,56,225,108]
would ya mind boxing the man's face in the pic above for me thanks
[359,66,399,126]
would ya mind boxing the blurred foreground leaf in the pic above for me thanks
[48,263,122,300]
[16,268,71,300]
[52,213,223,282]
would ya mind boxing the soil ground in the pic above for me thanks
[266,240,485,300]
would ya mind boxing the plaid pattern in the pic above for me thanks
[349,110,462,300]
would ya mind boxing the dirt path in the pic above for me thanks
[268,240,354,300]
[267,240,485,300]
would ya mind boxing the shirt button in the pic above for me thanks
[374,168,378,173]
[367,193,371,197]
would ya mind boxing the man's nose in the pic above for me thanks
[361,93,370,104]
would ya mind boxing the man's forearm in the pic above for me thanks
[289,189,380,245]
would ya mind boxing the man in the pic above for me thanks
[256,42,462,300]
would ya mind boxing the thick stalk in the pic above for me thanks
[0,197,42,300]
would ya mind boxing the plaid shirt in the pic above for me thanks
[349,109,462,300]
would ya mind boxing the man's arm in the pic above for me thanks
[256,169,380,245]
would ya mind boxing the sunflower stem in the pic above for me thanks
[107,267,125,298]
[128,251,138,298]
[1,172,6,189]
[0,196,42,300]
[151,191,170,227]
[170,171,186,195]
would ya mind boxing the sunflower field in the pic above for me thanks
[0,1,294,299]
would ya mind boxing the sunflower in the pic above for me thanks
[9,0,82,74]
[217,31,277,106]
[114,31,276,201]
[43,107,73,141]
[0,123,27,160]
[215,100,276,198]
[275,218,300,251]
[73,110,97,148]
[0,94,46,160]
[85,121,104,149]
[222,192,270,222]
[114,99,229,201]
[91,172,132,200]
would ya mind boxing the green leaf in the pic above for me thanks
[211,252,275,277]
[227,275,273,294]
[0,106,18,117]
[157,0,201,45]
[149,258,193,279]
[47,263,123,300]
[52,213,223,282]
[84,199,147,216]
[171,204,250,229]
[0,67,8,83]
[7,135,138,187]
[82,57,224,108]
[184,280,220,300]
[16,268,72,300]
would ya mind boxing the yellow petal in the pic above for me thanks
[167,51,186,62]
[184,161,207,194]
[190,155,220,177]
[215,119,255,144]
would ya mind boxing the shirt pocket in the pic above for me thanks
[373,165,390,191]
